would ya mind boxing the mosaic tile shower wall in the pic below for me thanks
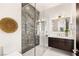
[22,3,39,54]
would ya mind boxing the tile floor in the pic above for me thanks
[23,45,73,56]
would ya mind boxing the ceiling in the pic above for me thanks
[30,3,61,12]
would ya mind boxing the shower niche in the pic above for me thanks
[21,3,39,54]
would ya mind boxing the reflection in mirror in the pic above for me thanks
[52,17,70,37]
[52,20,58,31]
[65,17,70,36]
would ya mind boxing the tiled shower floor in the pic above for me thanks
[23,45,73,56]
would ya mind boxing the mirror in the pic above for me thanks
[0,17,18,33]
[52,17,70,36]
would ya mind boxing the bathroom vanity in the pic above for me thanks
[48,16,74,52]
[48,37,74,52]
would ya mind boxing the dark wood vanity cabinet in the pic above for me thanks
[48,37,74,52]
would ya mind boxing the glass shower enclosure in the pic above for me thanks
[21,3,45,56]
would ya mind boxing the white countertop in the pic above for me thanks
[48,32,74,40]
[48,36,74,40]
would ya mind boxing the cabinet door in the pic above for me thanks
[64,39,74,52]
[52,38,59,48]
[58,39,65,49]
[48,37,53,47]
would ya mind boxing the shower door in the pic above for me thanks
[21,3,39,55]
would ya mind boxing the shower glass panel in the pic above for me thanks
[35,3,47,56]
[21,3,39,56]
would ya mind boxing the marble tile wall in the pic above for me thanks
[22,3,39,54]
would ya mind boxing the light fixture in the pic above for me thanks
[0,17,18,33]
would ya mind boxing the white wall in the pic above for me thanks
[0,3,21,55]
